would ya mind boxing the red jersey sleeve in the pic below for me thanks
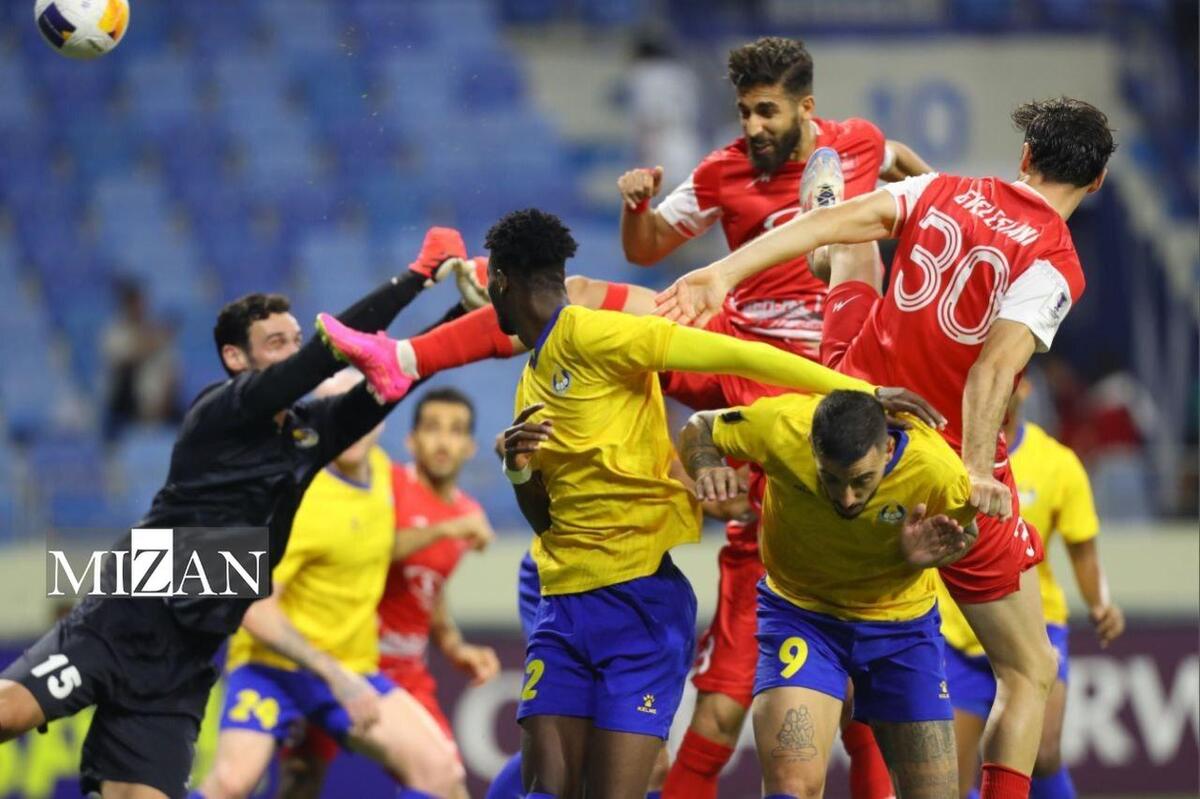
[834,117,887,198]
[882,172,943,232]
[997,245,1085,352]
[657,146,727,238]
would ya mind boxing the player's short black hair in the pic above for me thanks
[412,387,476,433]
[213,292,291,376]
[484,208,577,288]
[727,37,813,97]
[1012,97,1116,187]
[811,391,889,466]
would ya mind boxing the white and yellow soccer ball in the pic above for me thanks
[34,0,129,59]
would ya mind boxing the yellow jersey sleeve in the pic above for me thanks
[567,309,676,379]
[710,395,791,468]
[1055,448,1100,544]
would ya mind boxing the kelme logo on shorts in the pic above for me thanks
[551,369,571,394]
[877,503,907,524]
[637,694,657,715]
[46,527,270,599]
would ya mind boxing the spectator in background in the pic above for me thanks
[627,31,704,199]
[101,280,182,440]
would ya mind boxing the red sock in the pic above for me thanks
[981,762,1031,799]
[842,720,896,799]
[409,305,515,377]
[661,729,732,799]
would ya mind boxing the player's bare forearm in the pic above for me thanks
[240,593,340,682]
[961,322,1037,476]
[513,473,553,535]
[680,412,725,479]
[716,191,897,288]
[430,594,464,656]
[1066,539,1110,611]
[564,275,658,316]
[621,211,687,266]
[392,523,450,560]
[880,139,934,182]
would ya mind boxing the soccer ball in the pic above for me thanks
[34,0,129,59]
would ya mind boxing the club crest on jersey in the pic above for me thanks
[877,503,906,524]
[1019,488,1036,507]
[292,427,320,449]
[551,369,571,394]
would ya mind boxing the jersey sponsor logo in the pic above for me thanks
[402,564,446,613]
[292,427,320,448]
[378,629,429,659]
[1041,289,1071,327]
[551,368,571,394]
[1019,488,1037,507]
[637,693,658,715]
[877,503,907,524]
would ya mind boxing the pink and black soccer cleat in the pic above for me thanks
[315,313,414,404]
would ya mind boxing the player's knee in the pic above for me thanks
[201,764,259,799]
[691,692,747,749]
[994,639,1057,699]
[765,768,825,799]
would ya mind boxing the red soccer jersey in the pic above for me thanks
[376,464,482,675]
[657,117,886,357]
[841,173,1085,455]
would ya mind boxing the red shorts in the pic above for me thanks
[940,461,1045,604]
[691,541,765,707]
[821,280,1045,603]
[660,311,803,410]
[381,659,455,741]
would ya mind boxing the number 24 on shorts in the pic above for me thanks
[779,637,808,679]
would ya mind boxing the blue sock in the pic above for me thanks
[526,794,557,799]
[186,793,206,799]
[396,790,438,799]
[1030,767,1076,799]
[485,752,524,799]
[764,795,800,799]
[966,789,980,799]
[645,793,661,799]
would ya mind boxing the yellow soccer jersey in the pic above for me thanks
[516,305,701,595]
[226,446,395,674]
[939,422,1099,654]
[712,393,975,621]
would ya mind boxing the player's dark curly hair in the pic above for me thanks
[485,208,578,286]
[811,391,889,466]
[727,37,813,96]
[1012,97,1116,187]
[213,292,291,375]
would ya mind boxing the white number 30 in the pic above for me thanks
[30,653,82,700]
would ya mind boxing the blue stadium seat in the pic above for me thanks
[115,427,175,520]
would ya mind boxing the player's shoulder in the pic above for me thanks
[690,137,749,180]
[900,423,968,479]
[819,116,885,148]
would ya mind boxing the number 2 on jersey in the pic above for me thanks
[521,658,545,701]
[778,636,809,679]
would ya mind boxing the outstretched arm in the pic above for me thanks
[880,139,934,182]
[655,190,897,327]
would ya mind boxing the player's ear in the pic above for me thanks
[405,432,416,456]
[1018,142,1033,177]
[1087,168,1107,194]
[221,344,248,374]
[798,93,815,117]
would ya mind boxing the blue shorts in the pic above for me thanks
[517,554,697,739]
[754,580,952,723]
[945,623,1070,719]
[219,664,395,743]
[517,550,541,643]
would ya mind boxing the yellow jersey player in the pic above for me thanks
[937,379,1124,799]
[197,371,463,799]
[680,390,978,799]
[315,207,943,797]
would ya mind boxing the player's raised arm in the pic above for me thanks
[662,323,947,429]
[879,139,934,182]
[678,411,744,503]
[618,166,691,266]
[501,404,553,535]
[654,190,897,326]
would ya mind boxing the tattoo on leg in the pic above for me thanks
[772,706,819,761]
[872,720,957,797]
